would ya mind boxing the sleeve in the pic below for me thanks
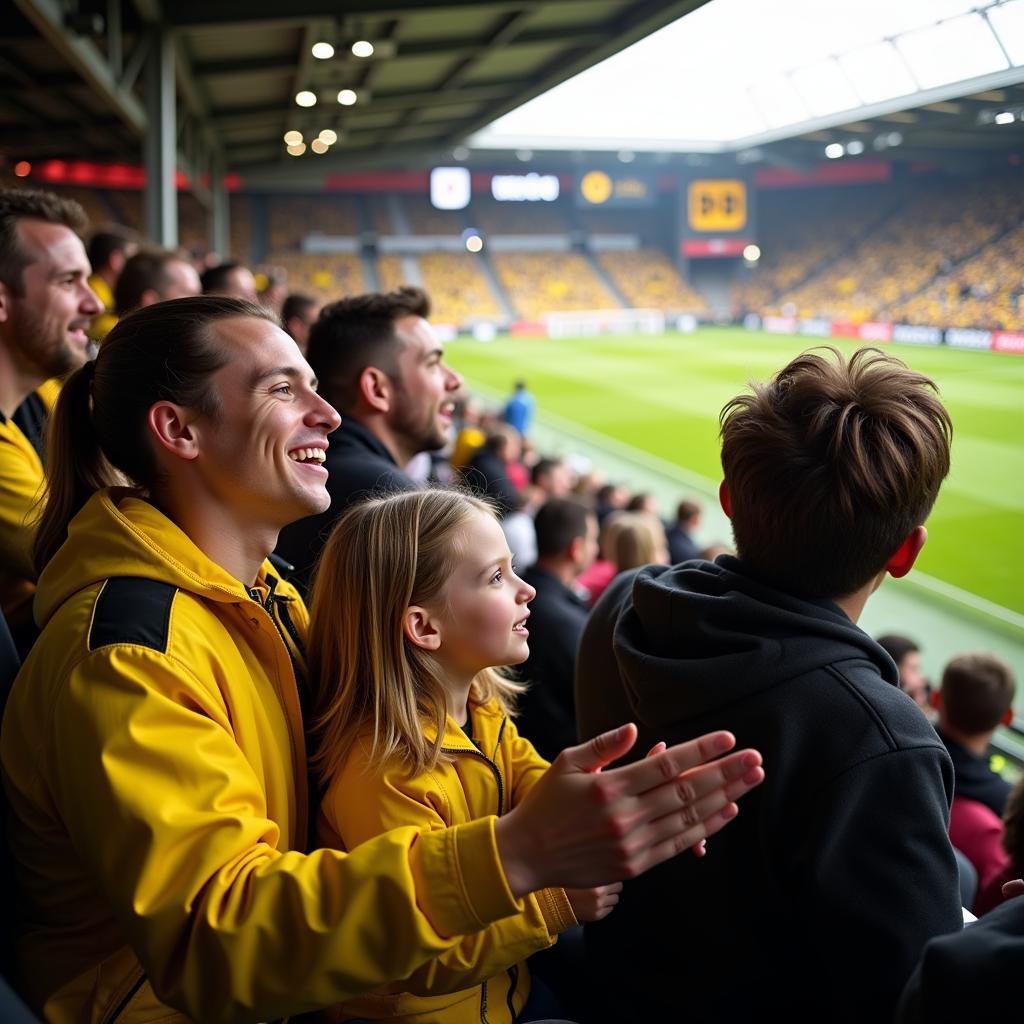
[792,746,964,1023]
[0,432,42,581]
[502,715,551,809]
[48,646,525,1023]
[321,742,570,999]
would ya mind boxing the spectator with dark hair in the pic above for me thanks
[0,187,100,655]
[594,481,628,525]
[86,227,138,341]
[517,498,599,761]
[530,456,573,502]
[275,286,461,591]
[626,492,658,516]
[577,347,962,1023]
[666,498,703,564]
[281,292,320,355]
[114,249,201,316]
[878,633,931,711]
[503,378,535,436]
[200,260,258,302]
[463,425,522,518]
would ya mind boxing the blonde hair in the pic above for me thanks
[611,511,668,571]
[308,488,525,783]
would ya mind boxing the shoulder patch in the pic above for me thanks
[89,578,177,653]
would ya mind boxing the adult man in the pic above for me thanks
[577,347,962,1023]
[517,498,599,760]
[276,286,461,589]
[114,249,202,315]
[878,633,932,711]
[281,292,321,354]
[665,498,702,564]
[200,259,259,302]
[504,378,535,436]
[86,227,137,341]
[0,187,101,654]
[1,296,763,1023]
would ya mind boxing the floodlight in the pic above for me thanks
[13,161,31,177]
[824,142,844,159]
[312,42,335,59]
[295,91,317,107]
[464,233,484,253]
[995,111,1015,125]
[318,129,338,145]
[283,130,303,146]
[351,40,374,58]
[337,89,358,106]
[452,146,470,161]
[286,143,306,156]
[743,244,761,262]
[311,139,329,154]
[846,139,865,155]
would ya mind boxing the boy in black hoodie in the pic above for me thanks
[576,346,963,1024]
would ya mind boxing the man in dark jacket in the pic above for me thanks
[576,346,963,1024]
[275,286,462,592]
[517,498,598,760]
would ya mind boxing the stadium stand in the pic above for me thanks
[470,195,572,234]
[491,251,620,319]
[270,253,364,303]
[376,252,407,292]
[417,252,501,323]
[400,194,464,235]
[599,249,707,312]
[268,196,361,252]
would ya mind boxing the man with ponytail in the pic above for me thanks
[0,187,102,655]
[1,296,764,1023]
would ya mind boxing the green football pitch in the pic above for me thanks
[447,326,1024,620]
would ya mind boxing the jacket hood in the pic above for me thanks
[611,555,896,727]
[35,488,266,628]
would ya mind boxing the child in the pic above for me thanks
[308,488,621,1024]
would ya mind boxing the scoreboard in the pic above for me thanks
[680,175,757,258]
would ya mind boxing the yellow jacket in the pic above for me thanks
[87,273,117,342]
[0,379,61,635]
[321,701,576,1024]
[1,489,532,1024]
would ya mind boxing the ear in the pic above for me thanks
[718,481,731,519]
[403,605,441,652]
[930,689,942,711]
[567,535,584,563]
[885,525,927,579]
[147,402,201,462]
[1002,707,1015,727]
[0,281,11,324]
[140,288,161,309]
[358,366,393,414]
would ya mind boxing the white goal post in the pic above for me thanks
[542,308,666,338]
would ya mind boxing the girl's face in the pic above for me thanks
[429,510,536,683]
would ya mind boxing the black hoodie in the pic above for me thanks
[576,557,962,1024]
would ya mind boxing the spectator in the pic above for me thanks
[626,492,658,516]
[974,776,1024,915]
[0,187,100,655]
[200,260,258,302]
[86,227,138,341]
[609,511,669,572]
[281,292,320,355]
[1,296,762,1023]
[577,347,961,1022]
[594,481,628,525]
[464,426,522,518]
[878,633,932,711]
[517,498,599,760]
[666,498,703,564]
[576,510,625,607]
[113,249,201,315]
[531,456,574,502]
[275,286,461,592]
[503,378,535,436]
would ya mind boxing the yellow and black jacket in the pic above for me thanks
[322,701,576,1024]
[1,488,532,1024]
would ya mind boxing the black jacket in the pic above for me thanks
[937,729,1013,817]
[275,417,414,594]
[576,556,962,1024]
[514,565,588,761]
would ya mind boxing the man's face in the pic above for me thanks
[388,314,463,454]
[159,260,202,301]
[190,317,341,530]
[218,266,258,303]
[899,652,929,709]
[0,219,102,380]
[578,514,600,572]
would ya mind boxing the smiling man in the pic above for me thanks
[0,187,101,653]
[276,285,462,592]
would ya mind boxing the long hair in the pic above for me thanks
[308,488,524,783]
[33,296,275,573]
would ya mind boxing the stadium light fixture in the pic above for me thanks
[886,131,903,146]
[995,111,1016,125]
[318,129,338,145]
[311,138,329,154]
[295,91,317,108]
[351,40,374,58]
[464,233,484,253]
[618,150,636,163]
[516,149,533,162]
[824,142,844,159]
[286,143,307,156]
[283,130,303,146]
[312,41,335,59]
[337,89,358,106]
[846,139,864,155]
[743,244,761,262]
[452,146,470,161]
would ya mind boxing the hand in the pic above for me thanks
[648,741,705,858]
[1002,878,1024,900]
[565,882,623,922]
[494,723,764,898]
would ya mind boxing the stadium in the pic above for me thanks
[2,0,1024,1020]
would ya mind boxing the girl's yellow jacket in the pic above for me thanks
[321,701,577,1024]
[1,489,539,1024]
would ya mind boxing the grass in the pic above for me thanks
[447,326,1024,618]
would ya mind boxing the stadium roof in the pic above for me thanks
[470,0,1024,162]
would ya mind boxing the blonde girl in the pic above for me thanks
[308,488,619,1024]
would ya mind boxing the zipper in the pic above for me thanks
[505,964,519,1021]
[101,969,147,1024]
[437,743,505,817]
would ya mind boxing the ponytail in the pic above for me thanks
[31,295,275,575]
[33,362,124,574]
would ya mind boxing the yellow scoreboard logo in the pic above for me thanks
[580,170,613,205]
[688,179,747,231]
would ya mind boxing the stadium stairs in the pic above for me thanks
[361,250,380,291]
[583,249,629,308]
[477,250,517,321]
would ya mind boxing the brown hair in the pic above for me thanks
[33,296,275,572]
[114,248,187,313]
[0,187,88,294]
[940,651,1016,735]
[308,487,523,782]
[306,286,431,411]
[611,512,667,572]
[720,346,952,598]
